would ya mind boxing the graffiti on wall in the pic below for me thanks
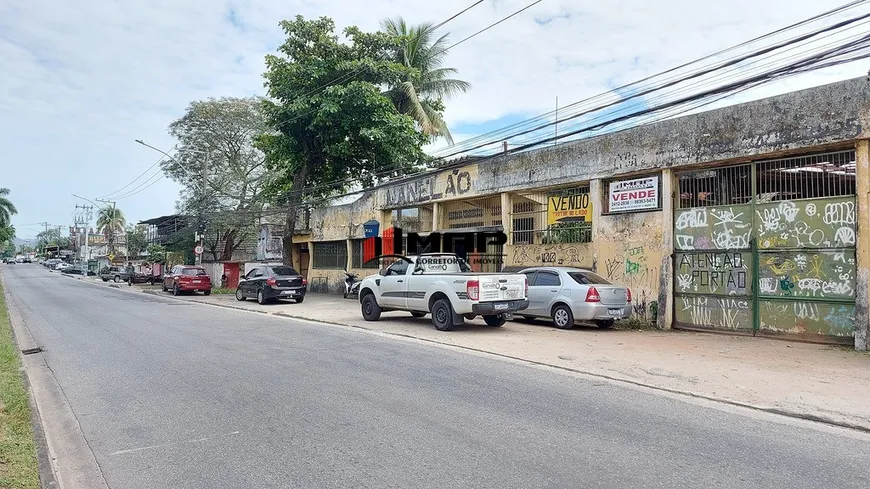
[674,204,752,251]
[509,243,592,268]
[757,250,856,300]
[675,251,750,295]
[756,197,856,249]
[675,296,752,331]
[601,245,661,318]
[759,300,855,337]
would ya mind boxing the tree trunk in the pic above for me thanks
[282,164,312,266]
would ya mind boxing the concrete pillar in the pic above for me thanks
[432,202,441,231]
[590,179,603,272]
[380,209,392,230]
[500,192,512,235]
[657,169,675,331]
[346,239,353,271]
[307,240,314,278]
[854,140,869,351]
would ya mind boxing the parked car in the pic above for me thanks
[236,265,307,304]
[55,262,72,271]
[517,267,631,329]
[99,266,130,283]
[162,265,212,295]
[3,257,16,264]
[358,253,529,331]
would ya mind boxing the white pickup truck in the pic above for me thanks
[358,253,529,331]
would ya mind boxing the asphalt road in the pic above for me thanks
[4,264,870,489]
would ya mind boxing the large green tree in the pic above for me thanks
[380,17,470,144]
[0,188,17,228]
[165,97,273,261]
[96,206,126,254]
[125,224,147,258]
[258,16,428,264]
[36,228,68,251]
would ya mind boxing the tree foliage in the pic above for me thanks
[165,97,273,261]
[0,188,16,228]
[36,228,68,250]
[125,225,147,258]
[258,16,428,264]
[146,244,167,264]
[380,17,470,144]
[96,206,126,253]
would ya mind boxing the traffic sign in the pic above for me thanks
[194,245,204,255]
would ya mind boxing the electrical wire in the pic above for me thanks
[97,149,175,200]
[157,1,870,229]
[270,2,870,197]
[427,0,869,157]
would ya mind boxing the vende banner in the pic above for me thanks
[547,192,592,225]
[609,176,659,213]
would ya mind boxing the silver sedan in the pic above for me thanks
[516,267,632,329]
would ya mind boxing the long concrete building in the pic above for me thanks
[288,76,870,350]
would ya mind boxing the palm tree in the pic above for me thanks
[96,206,126,254]
[381,17,471,145]
[0,188,17,227]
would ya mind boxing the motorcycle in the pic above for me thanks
[343,271,361,299]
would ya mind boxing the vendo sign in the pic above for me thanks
[609,176,660,213]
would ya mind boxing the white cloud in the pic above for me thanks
[0,0,867,233]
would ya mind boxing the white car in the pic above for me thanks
[517,267,632,329]
[55,262,72,271]
[359,253,529,331]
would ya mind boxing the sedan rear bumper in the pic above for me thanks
[572,303,631,321]
[178,283,212,291]
[263,286,307,300]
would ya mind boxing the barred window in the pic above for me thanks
[511,187,592,245]
[351,239,379,269]
[313,241,347,269]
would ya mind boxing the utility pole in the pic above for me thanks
[37,222,50,255]
[74,205,93,276]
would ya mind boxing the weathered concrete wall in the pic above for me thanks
[310,195,380,241]
[468,76,870,196]
[596,211,664,321]
[505,243,595,270]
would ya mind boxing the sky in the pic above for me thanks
[1,0,868,242]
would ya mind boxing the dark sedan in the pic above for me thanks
[236,265,307,305]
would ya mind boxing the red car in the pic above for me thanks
[162,265,212,296]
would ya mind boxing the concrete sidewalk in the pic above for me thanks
[139,288,870,431]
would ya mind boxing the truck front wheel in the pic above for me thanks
[483,315,506,327]
[431,299,455,331]
[361,294,382,321]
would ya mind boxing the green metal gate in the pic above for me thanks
[673,150,857,343]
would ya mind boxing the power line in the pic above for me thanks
[428,0,869,158]
[260,2,870,204]
[443,0,545,51]
[97,150,172,200]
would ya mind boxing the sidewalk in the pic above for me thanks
[133,288,870,431]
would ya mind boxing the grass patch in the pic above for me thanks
[210,288,236,295]
[0,283,40,488]
[615,316,658,330]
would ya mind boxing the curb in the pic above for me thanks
[140,288,870,434]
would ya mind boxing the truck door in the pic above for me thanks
[379,260,410,308]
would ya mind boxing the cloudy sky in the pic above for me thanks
[2,0,867,241]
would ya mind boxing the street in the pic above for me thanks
[4,264,870,489]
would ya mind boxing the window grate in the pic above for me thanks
[313,241,347,269]
[509,186,592,245]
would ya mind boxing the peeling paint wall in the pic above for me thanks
[310,195,380,241]
[596,211,664,320]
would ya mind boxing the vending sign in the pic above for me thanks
[608,176,659,213]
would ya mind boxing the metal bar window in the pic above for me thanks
[351,239,379,268]
[676,165,751,209]
[509,186,592,245]
[442,197,502,230]
[756,150,856,201]
[312,240,347,269]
